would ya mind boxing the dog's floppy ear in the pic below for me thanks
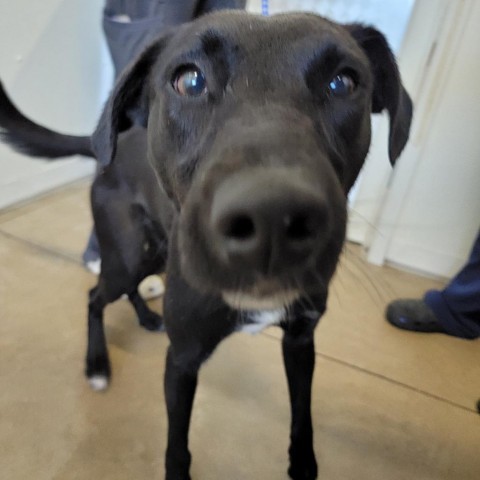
[92,36,169,167]
[346,24,413,164]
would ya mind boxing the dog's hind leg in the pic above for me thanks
[85,263,164,391]
[282,314,320,480]
[85,286,111,391]
[128,290,164,331]
[92,181,166,331]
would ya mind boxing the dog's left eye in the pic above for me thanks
[172,66,207,97]
[328,73,356,97]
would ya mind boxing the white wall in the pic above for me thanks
[0,0,113,209]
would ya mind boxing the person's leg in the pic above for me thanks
[197,0,247,15]
[424,230,480,339]
[103,0,200,79]
[103,1,246,79]
[82,227,101,274]
[387,229,480,339]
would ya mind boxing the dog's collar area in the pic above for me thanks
[237,308,285,334]
[235,307,321,335]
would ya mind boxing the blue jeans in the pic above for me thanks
[425,229,480,339]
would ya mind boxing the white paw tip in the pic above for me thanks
[88,375,109,391]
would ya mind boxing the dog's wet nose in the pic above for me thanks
[210,172,328,274]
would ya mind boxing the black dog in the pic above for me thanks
[0,11,412,479]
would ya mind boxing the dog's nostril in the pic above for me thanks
[223,214,256,240]
[284,213,317,241]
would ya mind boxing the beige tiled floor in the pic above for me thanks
[1,181,479,480]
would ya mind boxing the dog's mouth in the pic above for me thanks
[221,280,300,311]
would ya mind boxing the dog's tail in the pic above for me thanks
[0,81,95,159]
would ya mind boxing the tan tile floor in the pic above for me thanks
[1,181,479,479]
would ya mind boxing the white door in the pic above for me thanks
[367,0,480,279]
[0,0,112,210]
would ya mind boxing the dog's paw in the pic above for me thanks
[139,311,165,332]
[88,374,109,391]
[288,451,318,480]
[288,463,318,480]
[86,356,111,391]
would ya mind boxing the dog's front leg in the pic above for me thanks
[282,311,321,480]
[163,303,235,479]
[164,346,199,480]
[162,234,236,479]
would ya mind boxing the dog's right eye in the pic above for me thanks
[172,66,208,97]
[327,73,357,97]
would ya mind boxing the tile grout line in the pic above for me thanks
[315,351,478,415]
[261,331,478,415]
[0,228,82,266]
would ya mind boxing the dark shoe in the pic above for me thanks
[386,299,448,334]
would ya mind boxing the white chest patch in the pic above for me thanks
[237,309,285,334]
